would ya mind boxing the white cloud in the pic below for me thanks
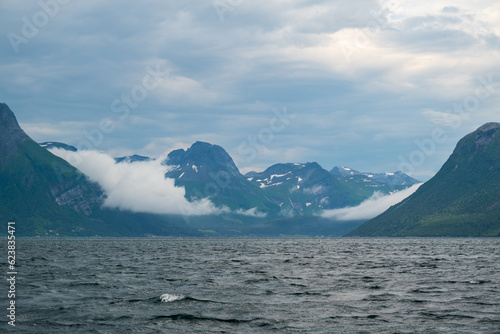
[48,147,268,218]
[421,109,465,127]
[154,74,221,105]
[20,121,91,142]
[320,184,422,221]
[48,148,222,216]
[235,207,267,218]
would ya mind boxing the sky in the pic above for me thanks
[1,0,500,181]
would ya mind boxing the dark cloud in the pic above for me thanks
[1,0,499,178]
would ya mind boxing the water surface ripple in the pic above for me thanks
[3,238,500,333]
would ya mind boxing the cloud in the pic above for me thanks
[421,109,465,127]
[48,147,267,218]
[235,207,267,218]
[48,148,222,216]
[2,0,500,178]
[20,121,91,142]
[320,184,422,221]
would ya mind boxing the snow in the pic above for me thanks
[385,172,394,176]
[192,165,198,172]
[179,172,185,178]
[166,165,181,172]
[297,185,300,189]
[367,174,373,178]
[260,182,282,188]
[343,167,351,171]
[247,177,253,181]
[297,177,303,182]
[270,172,290,180]
[306,203,312,207]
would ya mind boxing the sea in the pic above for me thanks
[2,238,500,333]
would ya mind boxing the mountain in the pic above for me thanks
[0,103,104,235]
[38,143,152,164]
[246,162,372,215]
[163,141,280,214]
[348,123,500,237]
[1,103,200,237]
[248,163,419,216]
[39,141,78,152]
[330,166,419,187]
[115,154,152,163]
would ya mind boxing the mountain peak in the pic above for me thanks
[166,141,238,172]
[0,103,33,166]
[476,122,500,133]
[471,122,500,147]
[1,103,28,140]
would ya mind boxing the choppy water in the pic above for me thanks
[2,238,500,333]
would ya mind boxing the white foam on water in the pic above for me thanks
[160,293,186,303]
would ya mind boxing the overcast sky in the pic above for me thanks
[1,0,499,180]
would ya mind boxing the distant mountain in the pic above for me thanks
[330,166,420,187]
[115,154,152,163]
[246,162,370,215]
[348,123,500,237]
[39,141,78,152]
[38,143,152,164]
[247,163,419,216]
[164,141,280,215]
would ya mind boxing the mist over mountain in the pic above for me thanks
[40,135,421,224]
[11,102,493,237]
[0,103,207,237]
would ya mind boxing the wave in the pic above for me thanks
[160,293,186,303]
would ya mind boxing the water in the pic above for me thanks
[3,238,500,333]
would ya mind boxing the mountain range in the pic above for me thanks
[2,102,499,237]
[42,139,419,219]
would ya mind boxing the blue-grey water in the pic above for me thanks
[3,238,500,333]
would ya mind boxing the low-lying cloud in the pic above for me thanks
[49,148,227,216]
[320,184,422,221]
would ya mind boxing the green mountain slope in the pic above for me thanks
[348,123,500,237]
[0,103,104,235]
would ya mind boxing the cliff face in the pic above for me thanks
[348,123,500,237]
